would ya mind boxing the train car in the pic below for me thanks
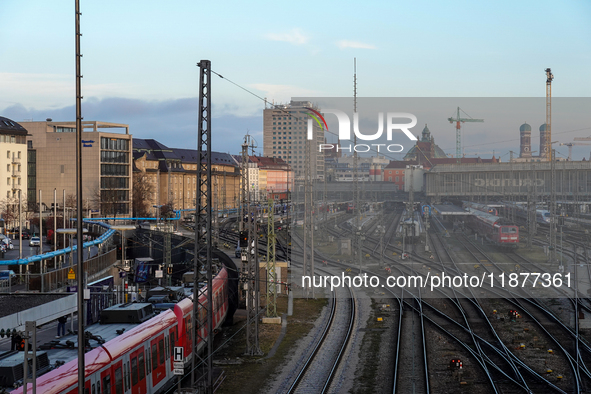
[462,201,499,216]
[12,267,232,394]
[347,202,354,214]
[505,203,551,225]
[466,208,519,248]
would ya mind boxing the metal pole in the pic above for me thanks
[40,190,44,292]
[23,326,29,394]
[19,191,22,282]
[54,189,57,264]
[75,0,85,391]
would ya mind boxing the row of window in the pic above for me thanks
[6,151,21,159]
[101,151,129,163]
[0,135,26,144]
[100,202,130,215]
[101,190,129,201]
[101,164,129,176]
[101,177,129,189]
[101,137,129,151]
[6,164,21,172]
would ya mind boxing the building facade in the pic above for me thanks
[263,100,324,180]
[0,117,28,204]
[133,139,240,215]
[21,120,132,217]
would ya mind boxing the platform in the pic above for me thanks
[431,204,471,216]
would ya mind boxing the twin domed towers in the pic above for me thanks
[519,122,549,160]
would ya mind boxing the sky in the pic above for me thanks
[1,0,591,159]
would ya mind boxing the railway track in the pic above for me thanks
[283,236,357,394]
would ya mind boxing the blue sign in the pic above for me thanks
[135,261,149,283]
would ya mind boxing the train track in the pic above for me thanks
[285,236,357,394]
[213,207,589,392]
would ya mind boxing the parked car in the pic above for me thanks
[29,236,41,247]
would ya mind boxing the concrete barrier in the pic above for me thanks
[0,294,76,331]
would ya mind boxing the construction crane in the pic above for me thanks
[544,68,554,161]
[448,107,484,159]
[560,142,591,161]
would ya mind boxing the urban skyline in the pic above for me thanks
[1,1,591,159]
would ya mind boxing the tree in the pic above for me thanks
[0,196,19,230]
[133,171,155,218]
[160,202,175,219]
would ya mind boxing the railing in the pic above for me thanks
[29,249,117,292]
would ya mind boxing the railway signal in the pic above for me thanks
[449,359,463,370]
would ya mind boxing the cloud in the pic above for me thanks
[1,97,262,154]
[249,84,319,105]
[265,28,309,45]
[337,40,377,50]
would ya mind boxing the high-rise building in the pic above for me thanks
[263,100,324,180]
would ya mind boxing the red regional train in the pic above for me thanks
[462,201,499,216]
[13,268,231,394]
[465,208,519,248]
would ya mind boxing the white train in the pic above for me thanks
[504,202,551,225]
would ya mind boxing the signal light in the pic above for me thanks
[167,266,173,275]
[239,231,248,247]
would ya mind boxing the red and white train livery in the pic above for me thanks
[466,208,519,248]
[13,268,230,394]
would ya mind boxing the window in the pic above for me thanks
[6,164,9,172]
[165,336,169,359]
[395,177,399,182]
[6,151,9,159]
[17,151,20,159]
[102,375,111,394]
[123,363,128,391]
[92,384,96,394]
[170,331,176,358]
[115,367,123,394]
[61,165,65,174]
[138,352,145,381]
[131,357,139,385]
[152,343,158,369]
[388,177,392,181]
[159,339,165,365]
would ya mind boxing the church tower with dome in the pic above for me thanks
[403,124,448,162]
[519,122,532,158]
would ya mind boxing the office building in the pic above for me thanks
[263,100,324,180]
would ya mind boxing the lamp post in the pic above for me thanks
[56,228,87,269]
[110,225,136,302]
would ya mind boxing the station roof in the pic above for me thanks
[431,204,471,216]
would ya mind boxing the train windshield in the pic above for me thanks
[501,227,517,233]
